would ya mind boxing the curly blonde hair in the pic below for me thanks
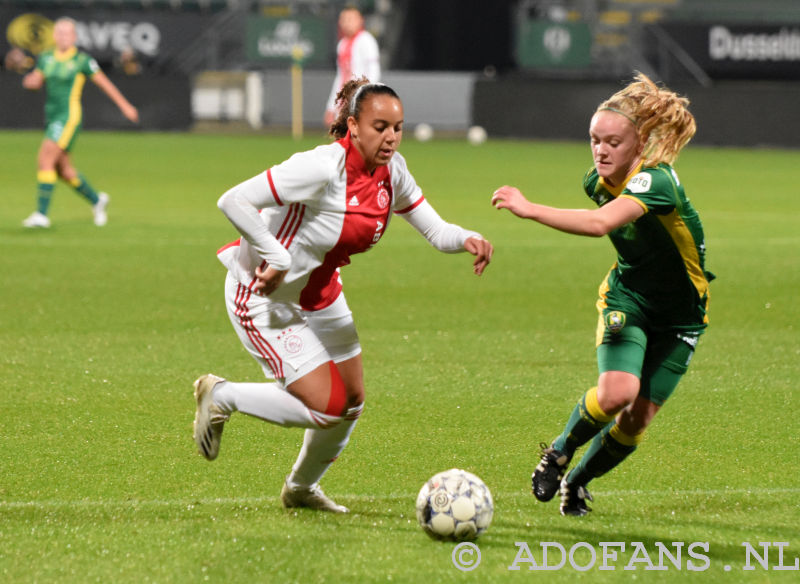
[597,72,696,166]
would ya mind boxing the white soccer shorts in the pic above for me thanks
[224,273,361,387]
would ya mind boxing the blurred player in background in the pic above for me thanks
[21,17,139,229]
[194,78,493,513]
[323,5,381,127]
[492,73,714,516]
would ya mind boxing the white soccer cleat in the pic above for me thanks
[193,374,228,460]
[22,211,51,228]
[93,192,109,226]
[280,479,349,513]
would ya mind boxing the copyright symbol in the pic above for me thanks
[452,542,481,572]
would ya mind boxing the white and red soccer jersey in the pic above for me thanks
[325,29,381,115]
[217,134,478,312]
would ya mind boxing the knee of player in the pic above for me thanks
[346,386,365,408]
[595,390,635,415]
[597,371,640,411]
[321,360,365,413]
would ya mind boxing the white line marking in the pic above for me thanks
[1,487,798,510]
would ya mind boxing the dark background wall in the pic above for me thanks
[0,72,192,130]
[4,1,800,147]
[473,77,800,148]
[393,0,516,72]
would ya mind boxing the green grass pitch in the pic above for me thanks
[1,129,798,583]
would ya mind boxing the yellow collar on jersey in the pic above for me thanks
[54,47,78,62]
[598,161,644,198]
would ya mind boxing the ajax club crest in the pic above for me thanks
[282,334,303,354]
[376,181,390,209]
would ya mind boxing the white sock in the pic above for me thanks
[212,381,340,428]
[287,404,364,487]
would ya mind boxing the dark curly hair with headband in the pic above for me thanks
[329,77,400,139]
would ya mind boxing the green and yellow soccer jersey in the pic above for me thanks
[583,163,713,328]
[36,47,99,125]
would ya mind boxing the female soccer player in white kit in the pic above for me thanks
[193,79,493,513]
[323,6,381,126]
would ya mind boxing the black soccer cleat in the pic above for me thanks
[559,478,593,516]
[531,442,570,502]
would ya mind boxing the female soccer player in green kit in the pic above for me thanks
[491,73,714,516]
[21,17,139,228]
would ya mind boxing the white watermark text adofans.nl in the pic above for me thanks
[506,541,799,572]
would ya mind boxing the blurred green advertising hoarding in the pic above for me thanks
[517,20,591,68]
[246,16,330,67]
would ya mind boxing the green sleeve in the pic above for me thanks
[80,53,101,76]
[622,166,678,214]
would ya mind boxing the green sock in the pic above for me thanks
[37,183,55,215]
[566,423,640,487]
[552,387,615,458]
[69,173,99,205]
[36,170,57,215]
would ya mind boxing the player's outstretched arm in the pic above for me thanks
[492,185,644,237]
[91,70,139,123]
[400,198,492,276]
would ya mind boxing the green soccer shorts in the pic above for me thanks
[596,307,702,406]
[45,118,81,152]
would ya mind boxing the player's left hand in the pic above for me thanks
[464,236,493,276]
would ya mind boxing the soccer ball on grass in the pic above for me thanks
[415,468,494,541]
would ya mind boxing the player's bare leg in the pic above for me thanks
[55,149,109,225]
[282,355,365,513]
[22,139,60,228]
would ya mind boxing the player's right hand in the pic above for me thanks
[491,185,534,219]
[254,264,288,296]
[22,70,44,90]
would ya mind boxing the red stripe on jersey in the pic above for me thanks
[337,29,362,86]
[275,204,293,242]
[217,238,241,255]
[276,203,305,249]
[266,169,282,206]
[282,204,305,248]
[395,196,425,215]
[299,135,393,311]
